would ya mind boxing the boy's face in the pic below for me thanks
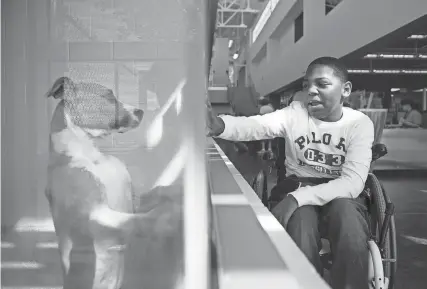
[302,65,352,121]
[402,104,411,112]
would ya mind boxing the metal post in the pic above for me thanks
[423,88,426,111]
[182,1,213,289]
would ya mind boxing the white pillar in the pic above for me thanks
[423,88,426,111]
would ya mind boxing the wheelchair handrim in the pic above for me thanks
[368,240,386,289]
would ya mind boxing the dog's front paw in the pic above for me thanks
[154,203,182,236]
[135,201,182,237]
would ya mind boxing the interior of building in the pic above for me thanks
[2,1,427,289]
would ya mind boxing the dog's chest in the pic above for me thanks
[72,155,134,212]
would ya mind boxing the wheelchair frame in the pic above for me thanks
[251,138,397,289]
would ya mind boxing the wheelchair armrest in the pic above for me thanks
[372,143,388,162]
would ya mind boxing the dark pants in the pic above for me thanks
[285,198,370,289]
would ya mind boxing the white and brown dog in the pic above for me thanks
[45,77,179,289]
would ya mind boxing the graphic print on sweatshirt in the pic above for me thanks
[293,131,347,177]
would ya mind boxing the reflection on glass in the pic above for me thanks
[46,0,210,289]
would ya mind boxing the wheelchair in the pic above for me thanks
[251,139,397,289]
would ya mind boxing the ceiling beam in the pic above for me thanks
[350,74,427,90]
[216,0,258,29]
[345,58,427,70]
[341,15,427,62]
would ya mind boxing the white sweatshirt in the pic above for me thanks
[217,101,375,207]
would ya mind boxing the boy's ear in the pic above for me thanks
[341,81,352,103]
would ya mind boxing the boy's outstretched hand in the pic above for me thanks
[206,94,225,137]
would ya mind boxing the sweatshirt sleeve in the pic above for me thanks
[216,108,288,142]
[289,115,375,207]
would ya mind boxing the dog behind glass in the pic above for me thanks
[45,76,179,289]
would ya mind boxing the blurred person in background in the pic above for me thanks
[398,98,422,128]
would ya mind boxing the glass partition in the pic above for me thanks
[51,1,212,288]
[2,0,213,288]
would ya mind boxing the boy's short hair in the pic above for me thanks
[259,98,270,106]
[307,56,349,83]
[400,98,414,108]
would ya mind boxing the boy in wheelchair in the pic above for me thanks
[207,57,375,289]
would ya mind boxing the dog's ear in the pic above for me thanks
[46,77,75,99]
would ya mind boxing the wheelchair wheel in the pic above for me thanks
[367,173,395,288]
[252,169,268,206]
[380,182,398,289]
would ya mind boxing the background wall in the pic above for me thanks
[248,0,427,96]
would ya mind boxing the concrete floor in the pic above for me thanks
[381,177,427,289]
[375,129,427,171]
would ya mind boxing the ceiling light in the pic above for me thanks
[349,69,427,74]
[382,54,414,59]
[365,54,378,58]
[233,53,239,60]
[407,34,427,39]
[364,53,416,59]
[348,69,370,73]
[228,39,233,48]
[373,69,400,74]
[390,88,400,92]
[402,70,427,74]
